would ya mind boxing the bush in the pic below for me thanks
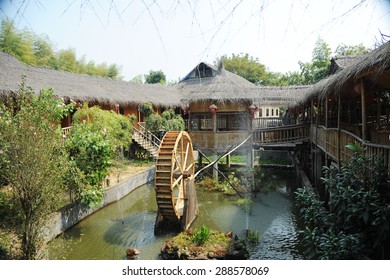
[65,123,113,207]
[295,144,390,259]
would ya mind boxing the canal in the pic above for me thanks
[47,168,303,260]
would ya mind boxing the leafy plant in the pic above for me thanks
[295,144,390,259]
[192,224,211,246]
[246,230,260,244]
[145,107,184,134]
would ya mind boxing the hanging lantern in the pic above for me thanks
[248,104,258,119]
[209,104,217,115]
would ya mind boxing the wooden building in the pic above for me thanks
[291,41,390,192]
[0,51,182,128]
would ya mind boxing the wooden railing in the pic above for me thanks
[252,124,309,145]
[133,123,162,148]
[311,125,390,173]
[62,126,71,138]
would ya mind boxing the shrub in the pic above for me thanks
[295,144,390,259]
[192,224,211,246]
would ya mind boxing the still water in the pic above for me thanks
[48,169,303,260]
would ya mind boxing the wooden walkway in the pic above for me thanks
[252,123,309,149]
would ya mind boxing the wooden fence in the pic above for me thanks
[252,124,308,145]
[311,125,390,174]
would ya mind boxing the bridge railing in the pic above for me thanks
[311,125,390,173]
[252,124,309,145]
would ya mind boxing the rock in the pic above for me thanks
[225,231,233,238]
[234,241,244,250]
[126,248,141,258]
[208,252,215,259]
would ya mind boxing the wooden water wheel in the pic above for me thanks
[154,131,196,226]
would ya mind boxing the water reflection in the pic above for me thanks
[48,169,303,260]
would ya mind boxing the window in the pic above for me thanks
[259,108,263,117]
[190,112,247,131]
[276,109,279,117]
[217,112,247,131]
[195,64,213,78]
[271,109,274,116]
[190,113,212,131]
[266,109,269,117]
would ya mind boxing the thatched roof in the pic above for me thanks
[328,55,362,74]
[302,41,390,103]
[251,86,310,106]
[175,62,257,103]
[0,51,183,107]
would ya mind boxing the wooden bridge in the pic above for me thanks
[252,123,309,149]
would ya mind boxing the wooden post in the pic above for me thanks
[212,109,218,182]
[325,93,329,128]
[337,94,341,169]
[361,79,367,141]
[376,92,381,130]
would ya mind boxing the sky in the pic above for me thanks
[0,0,390,82]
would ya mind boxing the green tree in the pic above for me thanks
[56,48,78,72]
[145,70,166,84]
[334,43,371,56]
[32,35,56,67]
[219,53,266,84]
[0,81,73,259]
[0,18,35,64]
[298,37,331,84]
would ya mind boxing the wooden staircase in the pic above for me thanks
[132,124,162,158]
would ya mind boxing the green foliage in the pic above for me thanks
[0,80,72,259]
[140,102,154,117]
[145,108,185,133]
[298,37,331,84]
[79,184,104,209]
[295,147,390,259]
[145,70,166,84]
[65,123,113,207]
[72,104,133,150]
[246,230,260,245]
[0,18,121,79]
[335,43,371,56]
[219,53,266,84]
[192,224,211,246]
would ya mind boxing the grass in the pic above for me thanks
[164,226,232,259]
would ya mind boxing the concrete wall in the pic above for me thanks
[42,166,155,243]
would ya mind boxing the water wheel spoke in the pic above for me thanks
[172,174,183,189]
[183,142,190,170]
[174,154,184,174]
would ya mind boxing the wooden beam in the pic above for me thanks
[337,94,341,170]
[361,79,367,141]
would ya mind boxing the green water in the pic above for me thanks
[48,169,302,260]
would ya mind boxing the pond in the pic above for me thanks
[47,168,303,260]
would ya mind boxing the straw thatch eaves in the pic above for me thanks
[0,51,182,107]
[251,86,310,107]
[304,41,390,103]
[176,62,309,106]
[328,55,362,75]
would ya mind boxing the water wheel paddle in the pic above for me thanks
[154,131,196,226]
